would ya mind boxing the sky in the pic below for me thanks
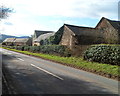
[0,0,119,36]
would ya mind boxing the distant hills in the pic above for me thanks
[0,34,30,43]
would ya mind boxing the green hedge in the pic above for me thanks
[83,44,120,65]
[6,45,72,57]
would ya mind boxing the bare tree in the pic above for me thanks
[0,6,13,20]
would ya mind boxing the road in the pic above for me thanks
[0,49,2,95]
[1,48,119,95]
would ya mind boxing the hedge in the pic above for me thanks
[6,45,72,57]
[83,44,120,65]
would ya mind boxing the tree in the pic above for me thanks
[0,6,13,20]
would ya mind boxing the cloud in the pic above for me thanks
[1,0,118,19]
[1,19,50,36]
[0,0,119,36]
[4,22,13,25]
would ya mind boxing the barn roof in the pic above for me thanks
[64,24,95,35]
[96,17,120,30]
[34,30,54,38]
[34,32,55,42]
[107,19,120,29]
[3,38,16,42]
[14,38,30,43]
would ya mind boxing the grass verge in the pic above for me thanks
[2,47,119,80]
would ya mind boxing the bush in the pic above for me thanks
[38,45,72,57]
[41,26,64,45]
[6,46,15,49]
[24,46,30,51]
[2,42,6,45]
[6,46,26,51]
[15,46,24,51]
[29,46,40,53]
[5,45,72,57]
[84,44,120,65]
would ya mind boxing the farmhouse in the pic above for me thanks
[95,17,120,44]
[32,30,54,46]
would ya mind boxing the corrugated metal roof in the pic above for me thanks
[34,32,55,42]
[3,38,16,42]
[34,30,54,38]
[14,38,29,42]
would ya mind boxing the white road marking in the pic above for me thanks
[6,53,12,54]
[17,58,24,61]
[8,51,30,57]
[31,64,64,80]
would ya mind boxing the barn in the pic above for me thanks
[3,38,16,46]
[13,38,32,46]
[3,38,32,46]
[59,24,99,49]
[95,17,120,44]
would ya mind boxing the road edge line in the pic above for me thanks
[31,64,64,80]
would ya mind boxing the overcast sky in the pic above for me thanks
[0,0,119,36]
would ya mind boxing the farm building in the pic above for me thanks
[55,17,120,56]
[32,30,54,46]
[95,17,120,44]
[13,38,32,46]
[35,32,55,45]
[59,24,100,49]
[58,17,120,48]
[56,24,100,56]
[3,38,32,46]
[31,17,120,55]
[3,38,16,46]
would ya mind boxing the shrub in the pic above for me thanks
[7,45,72,57]
[38,45,71,57]
[84,44,120,65]
[2,42,6,45]
[24,46,30,51]
[29,46,40,52]
[41,26,64,45]
[15,46,24,51]
[6,46,15,49]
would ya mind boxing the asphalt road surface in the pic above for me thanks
[1,48,119,95]
[0,49,2,95]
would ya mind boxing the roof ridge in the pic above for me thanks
[101,17,120,22]
[106,18,120,22]
[35,30,54,32]
[64,24,94,29]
